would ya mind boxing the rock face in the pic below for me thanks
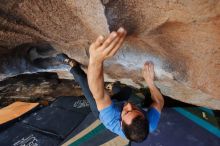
[0,72,83,108]
[0,0,220,109]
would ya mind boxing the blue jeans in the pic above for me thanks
[70,66,99,118]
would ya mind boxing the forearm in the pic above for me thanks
[88,60,105,100]
[148,83,164,110]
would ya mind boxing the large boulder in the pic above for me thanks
[0,0,219,109]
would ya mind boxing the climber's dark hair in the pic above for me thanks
[122,115,149,143]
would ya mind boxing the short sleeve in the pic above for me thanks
[146,107,161,132]
[99,103,126,138]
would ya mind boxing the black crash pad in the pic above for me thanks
[22,106,86,139]
[50,96,91,114]
[0,123,61,146]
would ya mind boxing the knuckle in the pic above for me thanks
[102,51,107,56]
[105,40,111,45]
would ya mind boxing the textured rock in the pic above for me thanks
[0,72,83,107]
[0,0,220,109]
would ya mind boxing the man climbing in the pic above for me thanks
[63,27,164,143]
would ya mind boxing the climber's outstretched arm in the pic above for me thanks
[88,27,127,110]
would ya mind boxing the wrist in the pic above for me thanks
[89,58,103,65]
[146,80,155,88]
[89,58,103,68]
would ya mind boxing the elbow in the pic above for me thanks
[154,96,164,110]
[159,95,164,108]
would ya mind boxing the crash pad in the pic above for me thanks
[62,112,129,146]
[0,123,61,146]
[0,101,39,125]
[50,96,91,115]
[22,96,91,138]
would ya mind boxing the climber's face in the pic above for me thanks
[121,102,144,125]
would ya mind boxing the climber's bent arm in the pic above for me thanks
[142,62,164,112]
[148,84,164,112]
